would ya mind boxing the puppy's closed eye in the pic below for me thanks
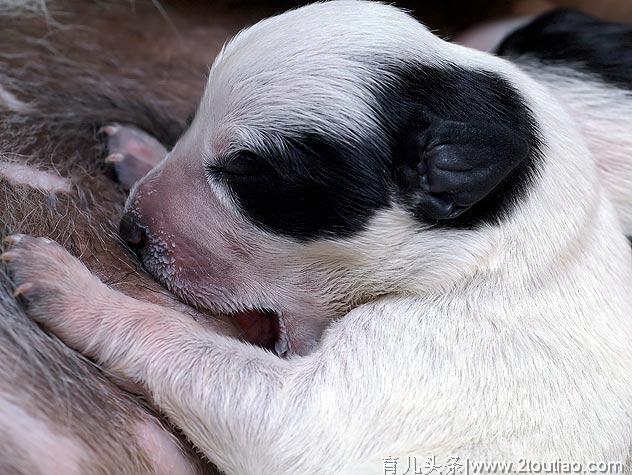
[209,152,273,178]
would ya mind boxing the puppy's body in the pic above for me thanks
[497,10,632,235]
[4,2,632,474]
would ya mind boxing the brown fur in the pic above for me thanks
[0,1,273,472]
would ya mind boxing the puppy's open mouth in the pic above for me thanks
[178,295,291,357]
[130,241,291,356]
[231,308,289,357]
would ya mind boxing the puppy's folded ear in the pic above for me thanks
[398,119,531,221]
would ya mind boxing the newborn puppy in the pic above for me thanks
[4,1,632,473]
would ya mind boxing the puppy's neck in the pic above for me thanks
[319,143,619,313]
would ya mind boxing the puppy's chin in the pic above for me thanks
[138,254,291,356]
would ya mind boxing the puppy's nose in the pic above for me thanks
[119,212,148,255]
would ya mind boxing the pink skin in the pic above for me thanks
[1,234,300,472]
[0,394,88,475]
[102,123,168,190]
[1,235,212,394]
[1,235,200,475]
[1,235,136,360]
[101,124,302,348]
[125,147,332,355]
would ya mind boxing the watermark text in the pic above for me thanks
[382,456,625,474]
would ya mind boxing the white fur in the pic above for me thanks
[509,64,632,236]
[15,2,632,474]
[0,161,71,193]
[117,2,632,471]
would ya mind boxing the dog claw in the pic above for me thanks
[99,124,121,136]
[13,282,33,298]
[105,153,125,164]
[3,234,25,246]
[0,251,16,263]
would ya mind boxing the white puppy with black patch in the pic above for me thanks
[3,2,632,474]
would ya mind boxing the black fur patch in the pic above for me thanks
[497,9,632,91]
[209,133,391,241]
[386,64,542,227]
[210,63,542,241]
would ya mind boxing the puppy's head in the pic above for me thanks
[121,1,543,354]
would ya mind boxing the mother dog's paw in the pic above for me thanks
[1,234,107,351]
